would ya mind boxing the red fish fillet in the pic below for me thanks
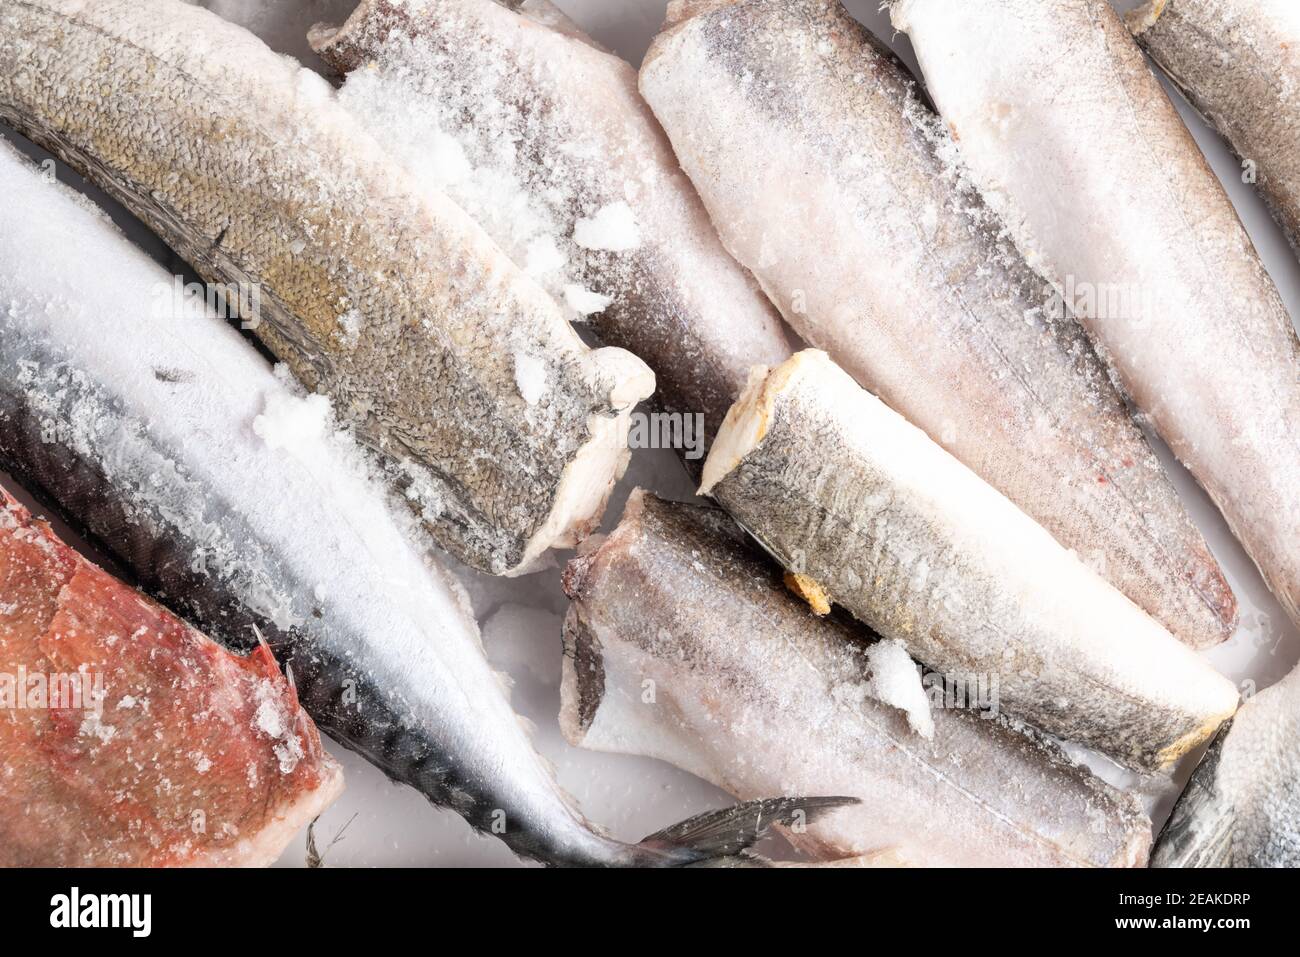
[0,484,343,867]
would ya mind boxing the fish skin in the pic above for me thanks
[308,0,794,455]
[1153,665,1300,867]
[561,489,1153,867]
[892,0,1300,631]
[0,0,655,577]
[1130,0,1300,257]
[0,483,344,868]
[639,0,1235,649]
[0,139,835,867]
[699,351,1240,773]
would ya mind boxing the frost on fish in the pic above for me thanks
[0,139,666,866]
[640,0,1235,648]
[0,0,655,576]
[1154,665,1300,867]
[0,485,343,867]
[700,351,1240,773]
[561,490,1152,867]
[1131,0,1300,256]
[893,0,1300,631]
[310,0,793,452]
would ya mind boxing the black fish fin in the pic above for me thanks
[636,796,859,864]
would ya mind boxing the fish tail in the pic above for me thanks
[630,796,861,867]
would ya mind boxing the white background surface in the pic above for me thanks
[4,0,1298,867]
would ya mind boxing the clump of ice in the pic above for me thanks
[513,353,549,405]
[253,391,333,459]
[866,639,934,739]
[573,201,642,252]
[563,284,613,317]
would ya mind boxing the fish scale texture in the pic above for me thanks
[0,0,653,576]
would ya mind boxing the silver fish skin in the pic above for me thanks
[308,0,794,453]
[1153,665,1300,867]
[561,489,1153,867]
[892,0,1300,630]
[0,138,829,867]
[1129,0,1300,256]
[700,351,1240,773]
[0,0,655,577]
[639,0,1235,648]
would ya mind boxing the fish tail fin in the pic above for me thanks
[632,796,860,867]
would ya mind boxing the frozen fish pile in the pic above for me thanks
[0,0,1297,868]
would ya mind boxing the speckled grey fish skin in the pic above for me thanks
[0,0,655,577]
[1130,0,1300,256]
[639,0,1235,648]
[1154,666,1300,867]
[0,138,843,868]
[308,0,793,458]
[892,0,1300,632]
[561,490,1153,867]
[700,351,1240,773]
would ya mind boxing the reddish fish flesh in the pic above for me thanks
[0,484,343,867]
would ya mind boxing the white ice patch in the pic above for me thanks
[253,391,333,459]
[514,353,549,405]
[524,235,567,278]
[573,201,642,252]
[563,284,614,317]
[866,639,934,739]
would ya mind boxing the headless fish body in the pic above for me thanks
[0,141,829,866]
[308,0,794,453]
[638,0,1233,647]
[561,490,1152,867]
[700,351,1240,773]
[892,0,1300,630]
[0,0,654,576]
[0,483,343,867]
[1129,0,1300,256]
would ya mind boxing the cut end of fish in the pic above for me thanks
[700,350,832,497]
[307,0,382,74]
[699,355,816,496]
[784,571,832,616]
[1124,0,1170,35]
[508,348,654,576]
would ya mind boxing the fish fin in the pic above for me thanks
[637,796,859,864]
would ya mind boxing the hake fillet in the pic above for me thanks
[0,0,654,576]
[1129,0,1300,257]
[561,489,1152,867]
[639,0,1234,648]
[0,484,343,867]
[700,351,1240,773]
[308,0,793,456]
[892,0,1300,629]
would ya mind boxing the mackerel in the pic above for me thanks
[0,0,655,576]
[892,0,1300,629]
[700,351,1240,773]
[0,140,844,866]
[561,489,1153,867]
